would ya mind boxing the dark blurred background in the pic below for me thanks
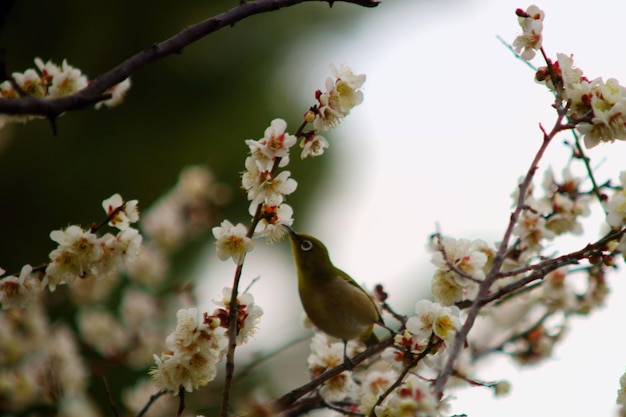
[0,0,382,273]
[0,2,400,414]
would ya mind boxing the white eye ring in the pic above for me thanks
[301,240,313,251]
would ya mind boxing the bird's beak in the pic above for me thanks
[282,224,299,241]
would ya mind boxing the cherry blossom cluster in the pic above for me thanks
[0,193,141,309]
[0,305,94,414]
[307,334,359,402]
[306,331,450,416]
[514,5,626,149]
[0,57,131,129]
[297,64,365,159]
[44,194,142,291]
[0,164,241,416]
[429,236,491,306]
[0,191,180,416]
[342,7,626,411]
[538,53,626,148]
[312,63,366,133]
[150,308,228,393]
[213,65,366,265]
[300,298,463,415]
[512,5,544,60]
[213,118,299,264]
[512,167,592,254]
[212,287,263,345]
[150,289,262,394]
[433,165,607,369]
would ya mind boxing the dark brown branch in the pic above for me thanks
[273,336,393,412]
[478,227,625,306]
[102,377,119,417]
[369,334,439,417]
[176,387,186,417]
[135,390,167,417]
[0,0,379,118]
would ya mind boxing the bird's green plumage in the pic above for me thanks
[286,230,383,344]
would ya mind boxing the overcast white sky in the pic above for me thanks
[200,1,626,415]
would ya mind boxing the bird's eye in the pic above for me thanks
[300,240,313,251]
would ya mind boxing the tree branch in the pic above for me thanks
[273,336,393,412]
[0,0,379,118]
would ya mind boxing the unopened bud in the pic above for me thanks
[494,380,511,397]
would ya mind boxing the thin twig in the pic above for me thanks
[177,387,186,417]
[220,258,248,416]
[102,377,119,417]
[368,334,439,417]
[570,130,606,208]
[135,390,167,417]
[432,233,484,283]
[495,35,538,72]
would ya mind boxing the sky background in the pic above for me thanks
[201,0,626,416]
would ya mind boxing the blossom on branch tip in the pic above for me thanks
[313,64,365,132]
[537,53,626,148]
[300,134,329,159]
[102,193,139,231]
[512,5,544,61]
[212,220,255,265]
[150,308,228,394]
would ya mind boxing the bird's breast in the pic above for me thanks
[298,275,378,341]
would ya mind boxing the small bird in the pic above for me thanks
[285,227,384,364]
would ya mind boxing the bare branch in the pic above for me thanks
[135,390,167,417]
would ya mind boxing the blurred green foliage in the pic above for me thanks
[0,0,377,272]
